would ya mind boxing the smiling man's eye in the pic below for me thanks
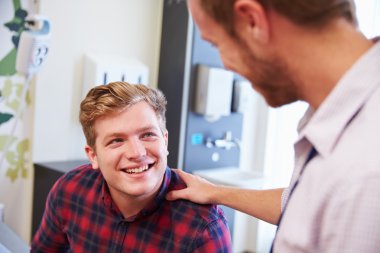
[142,132,156,138]
[109,138,124,145]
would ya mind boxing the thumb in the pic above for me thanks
[166,169,191,201]
[172,168,193,184]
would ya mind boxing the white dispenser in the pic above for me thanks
[232,80,252,113]
[194,65,234,119]
[82,53,149,97]
[16,15,51,76]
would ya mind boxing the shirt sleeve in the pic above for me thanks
[322,174,380,253]
[30,181,70,253]
[192,216,232,253]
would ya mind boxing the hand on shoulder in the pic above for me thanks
[167,169,219,204]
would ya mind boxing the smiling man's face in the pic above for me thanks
[86,101,168,201]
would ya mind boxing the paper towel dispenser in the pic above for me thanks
[194,65,234,119]
[82,53,149,98]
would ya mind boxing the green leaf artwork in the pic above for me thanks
[0,135,17,150]
[0,49,17,76]
[0,113,13,125]
[0,76,31,181]
[5,138,29,182]
[0,0,27,76]
[1,78,27,112]
[0,0,31,182]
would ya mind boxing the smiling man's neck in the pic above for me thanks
[110,188,159,219]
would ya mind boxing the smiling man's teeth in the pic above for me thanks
[125,165,149,174]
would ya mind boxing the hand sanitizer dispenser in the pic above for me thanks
[194,65,234,119]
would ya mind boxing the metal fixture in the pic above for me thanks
[205,131,241,150]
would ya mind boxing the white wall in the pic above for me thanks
[355,0,380,38]
[33,0,163,163]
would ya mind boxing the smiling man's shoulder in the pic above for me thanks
[167,169,227,222]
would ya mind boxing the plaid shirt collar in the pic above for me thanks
[101,166,172,222]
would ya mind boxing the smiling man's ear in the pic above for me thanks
[85,145,99,169]
[164,130,168,147]
[234,0,270,43]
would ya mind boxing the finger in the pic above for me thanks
[166,189,187,201]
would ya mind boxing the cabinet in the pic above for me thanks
[32,160,88,237]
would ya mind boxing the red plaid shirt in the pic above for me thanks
[31,165,231,252]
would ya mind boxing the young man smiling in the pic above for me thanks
[31,82,231,253]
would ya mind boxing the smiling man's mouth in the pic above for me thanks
[122,163,154,174]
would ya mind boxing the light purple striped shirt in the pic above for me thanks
[275,39,380,252]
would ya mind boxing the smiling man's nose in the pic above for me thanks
[126,139,146,159]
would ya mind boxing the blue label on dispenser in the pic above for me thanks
[191,133,204,145]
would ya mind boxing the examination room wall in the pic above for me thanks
[9,0,164,242]
[32,0,164,163]
[31,0,380,251]
[2,0,377,249]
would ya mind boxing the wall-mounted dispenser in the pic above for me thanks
[16,15,51,76]
[194,64,234,120]
[232,80,252,113]
[82,53,149,97]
